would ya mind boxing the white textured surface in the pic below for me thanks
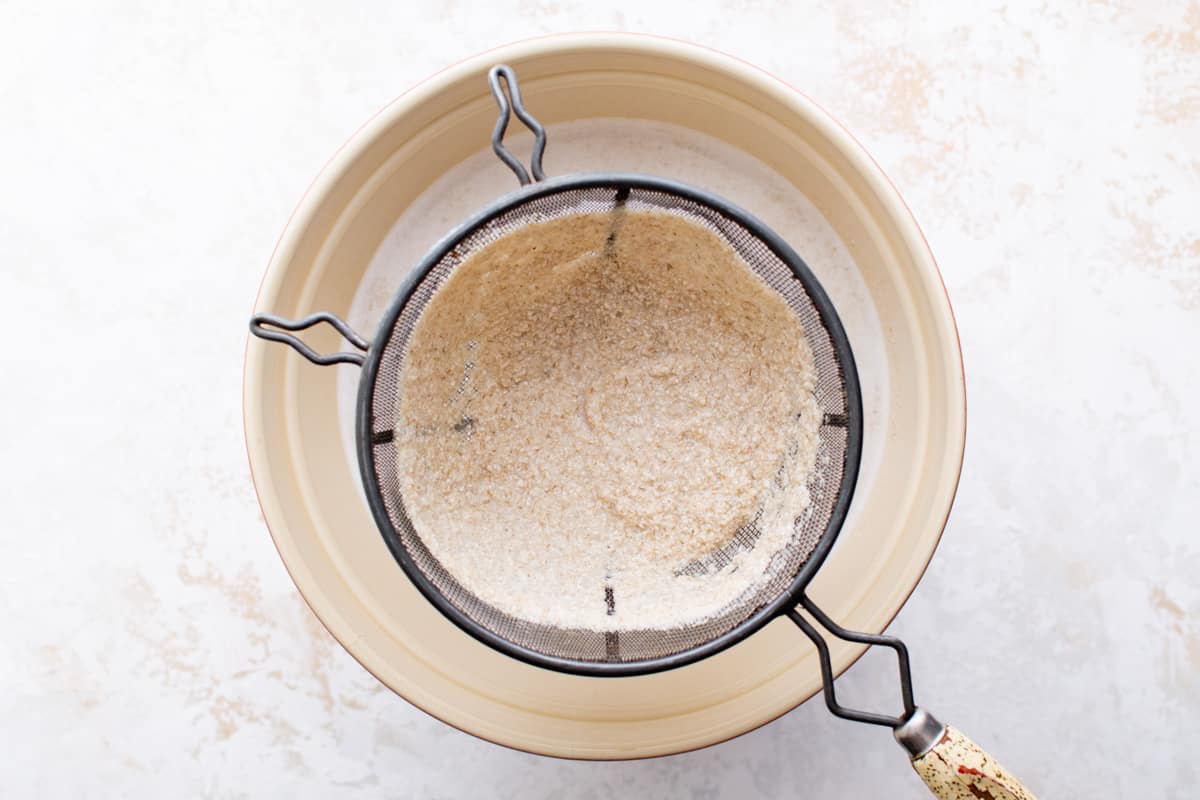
[2,2,1197,798]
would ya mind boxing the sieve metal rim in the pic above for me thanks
[353,171,864,677]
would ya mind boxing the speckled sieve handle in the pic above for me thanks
[910,725,1037,800]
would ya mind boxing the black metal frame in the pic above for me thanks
[788,598,915,727]
[249,64,918,728]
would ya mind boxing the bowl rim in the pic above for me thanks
[243,31,966,760]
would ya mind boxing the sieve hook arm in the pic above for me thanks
[249,311,368,367]
[488,64,547,186]
[792,603,1040,796]
[786,595,916,728]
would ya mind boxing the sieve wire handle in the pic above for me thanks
[790,598,1037,799]
[786,595,915,727]
[249,312,368,367]
[488,64,547,186]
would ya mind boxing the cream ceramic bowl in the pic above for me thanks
[243,33,964,759]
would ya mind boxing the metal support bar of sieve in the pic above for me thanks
[488,64,547,185]
[786,596,916,728]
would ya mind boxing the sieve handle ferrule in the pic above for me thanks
[249,312,368,367]
[906,721,1038,799]
[488,64,547,186]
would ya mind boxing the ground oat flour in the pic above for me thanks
[395,208,819,630]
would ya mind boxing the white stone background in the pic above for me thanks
[2,1,1197,797]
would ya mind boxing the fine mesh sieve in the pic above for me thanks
[367,182,854,665]
[249,65,1041,797]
